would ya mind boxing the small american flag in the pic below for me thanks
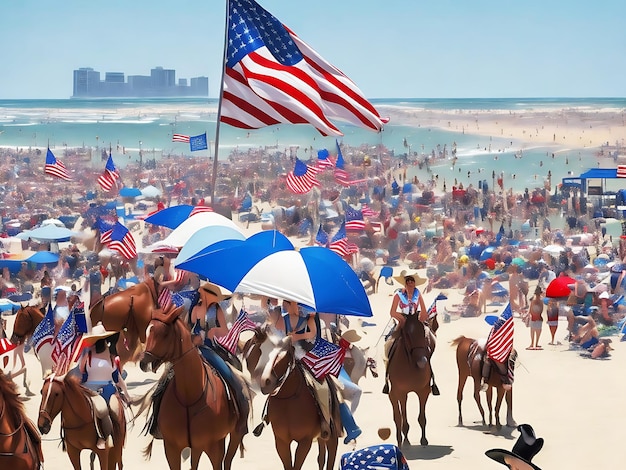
[486,303,514,363]
[172,133,190,143]
[345,205,366,231]
[189,205,214,217]
[316,148,334,170]
[30,304,56,354]
[286,158,320,194]
[334,141,352,186]
[158,286,173,309]
[44,148,72,180]
[97,153,120,191]
[302,337,348,381]
[215,309,257,355]
[361,203,378,218]
[618,165,626,178]
[427,293,447,319]
[100,222,137,260]
[329,222,357,257]
[51,310,82,375]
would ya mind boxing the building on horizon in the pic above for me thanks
[72,66,208,98]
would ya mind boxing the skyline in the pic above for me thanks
[1,0,625,100]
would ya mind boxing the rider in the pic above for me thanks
[77,322,128,449]
[383,269,437,394]
[190,281,250,435]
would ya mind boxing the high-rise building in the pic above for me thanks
[73,68,101,97]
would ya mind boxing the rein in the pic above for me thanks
[268,351,298,398]
[0,398,25,438]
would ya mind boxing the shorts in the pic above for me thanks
[530,320,543,330]
[547,320,558,327]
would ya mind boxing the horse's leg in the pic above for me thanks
[505,389,517,427]
[494,388,504,431]
[316,439,326,470]
[472,377,486,426]
[456,370,467,426]
[292,438,313,470]
[206,438,226,470]
[417,389,429,446]
[96,448,109,470]
[163,441,183,470]
[190,449,202,470]
[388,392,403,448]
[66,444,82,470]
[486,387,494,427]
[224,432,244,470]
[274,435,294,470]
[325,436,338,470]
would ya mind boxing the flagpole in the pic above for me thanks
[210,0,231,208]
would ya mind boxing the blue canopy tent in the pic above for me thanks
[16,225,78,242]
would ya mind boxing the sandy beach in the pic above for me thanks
[4,207,625,470]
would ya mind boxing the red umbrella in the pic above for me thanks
[545,275,576,299]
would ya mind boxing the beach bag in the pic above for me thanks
[340,444,409,470]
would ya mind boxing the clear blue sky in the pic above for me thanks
[1,0,624,99]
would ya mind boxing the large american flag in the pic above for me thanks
[97,153,120,191]
[286,158,320,194]
[172,133,190,143]
[302,337,348,381]
[30,304,56,354]
[617,165,626,178]
[334,141,352,186]
[51,309,82,374]
[220,0,387,137]
[316,148,334,170]
[341,444,409,470]
[44,148,72,180]
[345,205,366,231]
[486,303,514,363]
[100,221,137,260]
[215,309,257,355]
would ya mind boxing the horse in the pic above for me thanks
[451,335,516,430]
[89,278,162,367]
[138,305,243,470]
[244,326,339,470]
[38,373,126,469]
[386,311,437,447]
[10,305,55,380]
[0,371,43,470]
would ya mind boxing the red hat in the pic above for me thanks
[0,338,17,355]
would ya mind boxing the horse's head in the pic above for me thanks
[11,305,44,344]
[402,313,430,368]
[38,374,65,434]
[241,324,271,380]
[259,333,294,395]
[140,304,186,373]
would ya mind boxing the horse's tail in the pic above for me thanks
[239,440,246,459]
[450,335,468,348]
[142,438,154,460]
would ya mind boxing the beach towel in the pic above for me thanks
[341,444,409,470]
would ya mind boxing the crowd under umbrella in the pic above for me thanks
[178,233,372,317]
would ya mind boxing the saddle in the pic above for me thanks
[88,391,115,448]
[24,417,44,464]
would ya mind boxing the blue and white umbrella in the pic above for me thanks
[144,204,194,229]
[175,226,246,264]
[178,235,372,317]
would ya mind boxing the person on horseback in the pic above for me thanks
[383,269,438,394]
[77,322,129,450]
[190,281,250,435]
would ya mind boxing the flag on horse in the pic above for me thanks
[215,309,256,355]
[486,303,514,363]
[302,337,349,381]
[52,309,82,375]
[30,304,56,354]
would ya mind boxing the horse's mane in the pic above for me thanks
[0,372,27,420]
[63,373,97,397]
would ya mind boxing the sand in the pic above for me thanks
[5,214,625,470]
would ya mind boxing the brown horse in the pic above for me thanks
[11,305,55,380]
[89,278,161,366]
[244,327,339,470]
[139,305,243,470]
[37,373,126,469]
[386,312,437,447]
[0,371,43,470]
[451,335,516,430]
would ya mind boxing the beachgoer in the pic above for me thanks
[52,287,71,333]
[40,270,53,305]
[546,298,560,345]
[486,423,544,469]
[527,286,544,350]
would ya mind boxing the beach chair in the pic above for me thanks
[341,444,409,470]
[376,266,394,293]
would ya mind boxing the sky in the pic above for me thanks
[1,0,624,99]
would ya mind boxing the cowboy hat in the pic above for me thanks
[199,281,232,302]
[393,269,427,286]
[80,322,117,348]
[341,329,362,344]
[485,424,543,470]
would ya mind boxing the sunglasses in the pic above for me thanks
[405,278,415,283]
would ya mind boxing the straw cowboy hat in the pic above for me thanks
[393,269,427,286]
[199,281,232,302]
[340,329,362,344]
[80,322,117,348]
[485,424,543,470]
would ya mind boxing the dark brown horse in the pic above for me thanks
[0,371,43,470]
[11,305,55,380]
[244,327,339,470]
[386,312,437,447]
[89,278,161,366]
[139,305,243,470]
[451,335,516,430]
[38,374,126,469]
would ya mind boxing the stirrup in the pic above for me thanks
[382,381,389,394]
[252,422,265,437]
[431,383,440,396]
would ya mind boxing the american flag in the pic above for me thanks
[97,153,120,191]
[345,205,366,231]
[427,292,448,319]
[172,133,190,143]
[361,203,378,218]
[302,337,348,381]
[341,444,409,470]
[44,148,72,180]
[329,222,358,257]
[215,309,257,355]
[220,0,387,137]
[51,309,82,374]
[100,222,137,260]
[315,224,329,247]
[316,148,334,170]
[618,165,626,178]
[30,304,56,354]
[158,286,173,309]
[334,141,352,186]
[189,205,214,217]
[286,158,320,194]
[486,303,514,363]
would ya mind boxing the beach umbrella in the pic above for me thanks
[479,246,495,261]
[175,226,246,264]
[545,275,576,299]
[40,218,65,228]
[119,187,142,198]
[16,225,78,242]
[26,251,60,264]
[543,244,565,255]
[144,204,194,229]
[141,185,162,198]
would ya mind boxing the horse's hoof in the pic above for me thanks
[507,421,518,428]
[420,437,428,446]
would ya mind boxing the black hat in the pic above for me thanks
[485,424,543,469]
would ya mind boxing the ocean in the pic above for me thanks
[1,97,624,193]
